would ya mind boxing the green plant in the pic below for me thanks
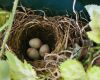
[0,9,10,27]
[0,60,10,80]
[0,0,18,57]
[87,66,100,80]
[5,50,38,80]
[59,59,87,80]
[59,59,100,80]
[85,4,100,66]
[85,5,100,44]
[0,50,38,80]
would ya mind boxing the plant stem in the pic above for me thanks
[0,0,19,58]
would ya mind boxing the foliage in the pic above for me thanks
[85,5,100,44]
[59,59,87,80]
[0,50,38,80]
[0,9,10,27]
[6,50,38,80]
[87,66,100,80]
[59,59,100,80]
[0,60,10,80]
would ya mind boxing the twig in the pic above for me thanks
[73,0,79,27]
[0,0,19,58]
[64,25,70,49]
[73,0,83,44]
[33,10,48,20]
[91,55,100,66]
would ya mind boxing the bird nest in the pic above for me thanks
[7,9,88,79]
[8,10,64,61]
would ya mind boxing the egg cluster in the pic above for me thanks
[27,38,50,60]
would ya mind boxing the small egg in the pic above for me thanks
[27,48,40,60]
[39,44,50,57]
[29,38,42,49]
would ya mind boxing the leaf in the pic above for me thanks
[0,10,10,27]
[0,15,11,32]
[59,59,87,80]
[87,31,100,44]
[85,5,100,43]
[0,60,10,80]
[87,66,100,80]
[0,10,11,32]
[5,50,38,80]
[85,5,100,19]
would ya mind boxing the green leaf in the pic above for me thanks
[0,10,10,27]
[85,5,100,43]
[0,10,11,32]
[59,59,87,80]
[5,50,38,80]
[87,66,100,80]
[87,31,100,44]
[0,60,10,80]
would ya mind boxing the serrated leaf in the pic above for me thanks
[5,50,38,80]
[0,60,10,80]
[87,66,100,80]
[85,5,100,43]
[59,59,87,80]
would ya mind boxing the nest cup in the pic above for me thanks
[8,11,64,61]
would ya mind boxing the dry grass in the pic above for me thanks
[6,9,90,79]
